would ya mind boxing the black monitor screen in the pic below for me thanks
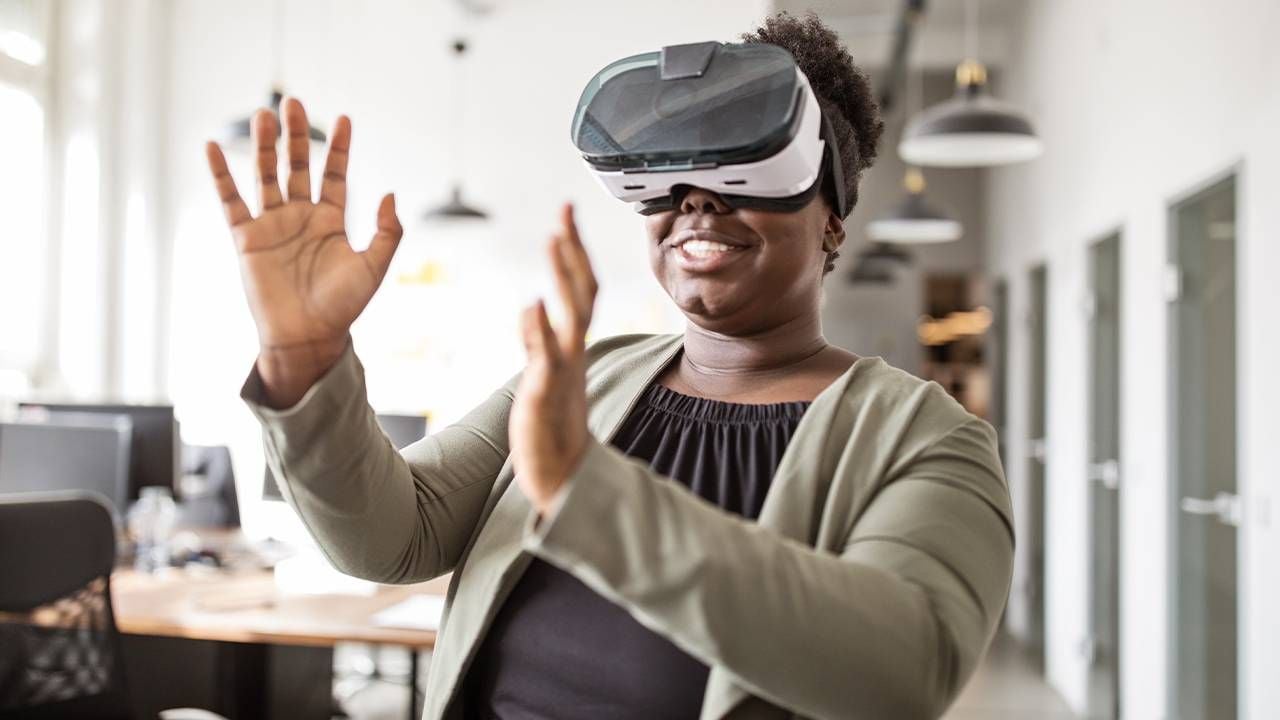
[18,403,178,501]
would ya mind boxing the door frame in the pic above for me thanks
[1085,230,1123,720]
[1163,164,1244,719]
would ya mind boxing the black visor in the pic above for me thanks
[571,43,804,171]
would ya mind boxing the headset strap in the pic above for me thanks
[818,108,849,218]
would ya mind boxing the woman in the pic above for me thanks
[206,13,1013,720]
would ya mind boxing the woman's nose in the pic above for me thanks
[680,187,731,215]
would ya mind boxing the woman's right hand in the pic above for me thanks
[205,98,403,408]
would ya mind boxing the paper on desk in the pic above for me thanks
[371,594,446,631]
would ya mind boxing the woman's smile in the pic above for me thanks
[668,227,756,273]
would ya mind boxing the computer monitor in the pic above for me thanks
[0,415,134,516]
[18,403,179,502]
[375,413,429,452]
[263,413,427,501]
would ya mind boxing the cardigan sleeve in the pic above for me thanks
[521,416,1014,720]
[241,340,521,583]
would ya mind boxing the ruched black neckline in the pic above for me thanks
[638,382,813,424]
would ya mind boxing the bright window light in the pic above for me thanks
[0,29,45,66]
[0,0,49,67]
[0,82,45,372]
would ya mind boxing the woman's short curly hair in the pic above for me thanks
[742,12,884,273]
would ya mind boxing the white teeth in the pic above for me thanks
[681,239,736,256]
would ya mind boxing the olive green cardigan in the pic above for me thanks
[242,332,1014,720]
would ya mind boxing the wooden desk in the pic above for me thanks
[112,567,450,720]
[113,568,448,648]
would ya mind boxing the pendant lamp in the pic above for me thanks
[225,88,325,146]
[899,0,1042,167]
[223,0,326,148]
[846,242,913,286]
[425,186,488,220]
[867,168,963,243]
[423,39,488,221]
[847,260,895,285]
[870,53,962,244]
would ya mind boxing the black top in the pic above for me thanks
[463,382,812,720]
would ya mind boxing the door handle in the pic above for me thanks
[1179,492,1242,527]
[1028,438,1047,463]
[1088,459,1120,490]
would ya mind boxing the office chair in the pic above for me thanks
[0,493,132,719]
[177,445,240,529]
[0,494,227,720]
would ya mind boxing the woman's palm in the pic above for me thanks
[235,201,375,346]
[206,98,402,351]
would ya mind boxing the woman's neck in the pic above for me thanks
[680,314,829,377]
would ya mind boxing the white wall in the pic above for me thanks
[985,0,1280,717]
[160,0,773,538]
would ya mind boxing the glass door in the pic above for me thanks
[1026,264,1048,671]
[1086,234,1122,719]
[1168,174,1238,720]
[993,279,1009,470]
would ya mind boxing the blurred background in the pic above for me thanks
[1,0,1277,718]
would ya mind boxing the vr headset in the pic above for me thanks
[570,41,849,218]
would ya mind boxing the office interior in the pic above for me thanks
[1,0,1276,718]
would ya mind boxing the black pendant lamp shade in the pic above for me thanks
[899,60,1042,167]
[866,168,963,243]
[423,185,488,220]
[225,88,326,146]
[847,260,895,285]
[862,242,913,265]
[846,242,913,286]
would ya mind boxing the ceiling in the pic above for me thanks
[768,0,1025,71]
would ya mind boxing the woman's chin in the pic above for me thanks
[670,283,752,324]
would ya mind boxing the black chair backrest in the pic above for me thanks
[0,493,131,718]
[178,444,240,529]
[0,493,117,610]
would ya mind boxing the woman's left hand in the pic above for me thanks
[509,203,599,516]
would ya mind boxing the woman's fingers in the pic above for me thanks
[547,236,585,351]
[319,115,351,209]
[548,245,588,358]
[361,193,404,282]
[521,300,563,368]
[556,203,598,319]
[205,141,251,228]
[545,204,596,356]
[283,97,312,201]
[252,109,283,212]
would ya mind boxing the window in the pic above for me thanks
[0,0,52,382]
[0,1,47,67]
[0,83,46,372]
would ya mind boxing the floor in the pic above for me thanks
[334,634,1078,720]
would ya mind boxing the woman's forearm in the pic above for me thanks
[243,342,520,583]
[523,420,1014,720]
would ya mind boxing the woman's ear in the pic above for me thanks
[822,211,847,253]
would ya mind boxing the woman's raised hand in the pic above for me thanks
[509,204,599,516]
[205,98,403,408]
